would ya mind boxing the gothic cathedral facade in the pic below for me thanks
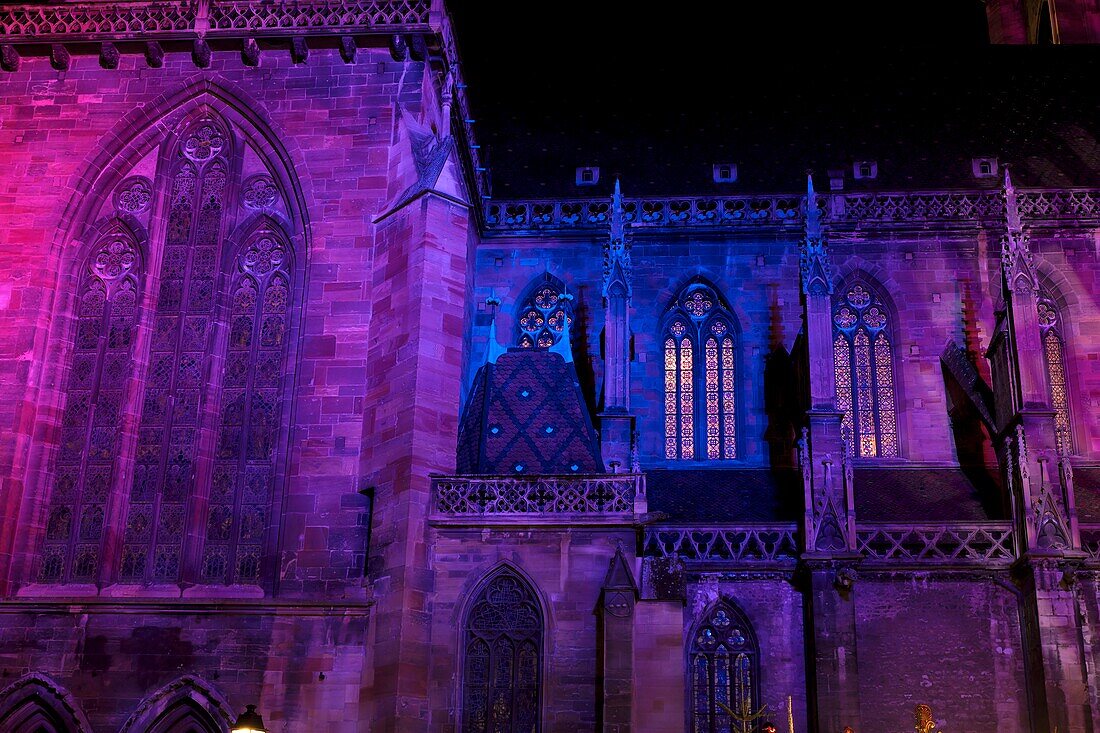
[0,2,1098,732]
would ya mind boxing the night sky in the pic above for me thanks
[446,1,1099,196]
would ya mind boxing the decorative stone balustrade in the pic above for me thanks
[643,525,799,564]
[431,474,642,517]
[483,189,1100,233]
[856,523,1016,566]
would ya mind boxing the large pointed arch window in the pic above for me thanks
[122,118,231,583]
[1037,293,1072,446]
[833,282,898,458]
[39,112,297,589]
[663,283,737,461]
[462,570,543,733]
[516,277,572,349]
[40,227,141,582]
[689,601,760,733]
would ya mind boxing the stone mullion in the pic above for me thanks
[228,272,267,584]
[58,276,112,582]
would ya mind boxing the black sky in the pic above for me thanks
[446,1,1099,196]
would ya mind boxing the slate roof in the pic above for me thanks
[450,2,1100,197]
[1071,466,1100,523]
[456,349,603,475]
[644,466,1003,523]
[645,469,802,523]
[854,468,1004,522]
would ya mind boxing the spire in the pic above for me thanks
[603,178,632,298]
[1001,165,1036,294]
[548,291,574,363]
[484,296,506,364]
[799,172,832,296]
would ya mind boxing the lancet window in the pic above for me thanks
[689,601,760,733]
[832,281,898,458]
[663,283,736,461]
[1037,293,1072,447]
[462,570,543,733]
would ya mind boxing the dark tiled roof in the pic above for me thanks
[456,349,603,475]
[1071,466,1100,524]
[451,0,1100,199]
[645,467,1004,524]
[644,469,802,523]
[854,468,1003,522]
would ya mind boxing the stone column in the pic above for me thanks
[600,180,635,471]
[991,169,1092,731]
[798,174,862,733]
[364,186,470,731]
[598,545,637,733]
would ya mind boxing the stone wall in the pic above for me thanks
[470,228,1100,467]
[855,575,1028,732]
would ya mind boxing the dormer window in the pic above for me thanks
[972,157,998,178]
[713,163,738,183]
[576,166,600,186]
[854,161,877,180]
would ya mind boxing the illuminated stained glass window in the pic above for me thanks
[462,570,542,733]
[39,228,142,582]
[690,601,760,733]
[664,284,736,460]
[516,278,572,349]
[832,282,897,457]
[122,118,231,583]
[1037,294,1072,447]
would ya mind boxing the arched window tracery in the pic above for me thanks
[689,600,760,733]
[40,228,141,582]
[122,117,232,583]
[663,283,737,461]
[41,111,297,589]
[516,278,572,349]
[462,570,543,733]
[832,281,898,458]
[203,225,291,584]
[1037,292,1072,446]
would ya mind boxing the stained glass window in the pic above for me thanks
[663,284,736,460]
[203,226,291,584]
[39,228,142,582]
[1037,294,1072,448]
[690,602,760,733]
[123,118,231,583]
[832,282,898,457]
[516,279,572,349]
[462,570,542,733]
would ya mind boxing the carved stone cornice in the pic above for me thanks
[482,188,1100,235]
[0,0,431,42]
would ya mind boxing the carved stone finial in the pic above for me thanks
[242,38,261,67]
[602,178,632,299]
[50,44,70,71]
[192,38,212,69]
[1,45,19,73]
[339,35,357,64]
[799,173,833,296]
[98,42,120,70]
[1001,164,1036,294]
[144,41,164,69]
[290,36,309,65]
